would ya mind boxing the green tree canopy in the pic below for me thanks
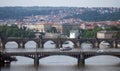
[0,25,34,38]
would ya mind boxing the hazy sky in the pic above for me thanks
[0,0,120,7]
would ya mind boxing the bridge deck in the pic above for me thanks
[1,48,120,54]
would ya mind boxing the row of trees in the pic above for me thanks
[63,11,120,22]
[0,25,119,38]
[81,27,102,38]
[0,7,55,20]
[0,7,120,21]
[0,25,34,38]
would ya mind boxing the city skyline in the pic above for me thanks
[0,0,120,7]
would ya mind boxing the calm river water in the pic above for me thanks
[1,41,120,71]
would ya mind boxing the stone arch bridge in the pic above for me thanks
[0,37,120,49]
[1,49,120,66]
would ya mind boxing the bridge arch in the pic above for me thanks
[39,55,78,65]
[60,39,79,48]
[97,39,115,48]
[79,38,97,48]
[84,54,120,59]
[43,40,56,48]
[80,41,93,49]
[25,41,37,48]
[4,54,35,59]
[5,41,18,48]
[85,55,120,65]
[38,54,79,59]
[62,41,74,48]
[42,38,59,48]
[99,41,111,49]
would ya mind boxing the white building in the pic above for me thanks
[69,30,79,38]
[80,23,86,29]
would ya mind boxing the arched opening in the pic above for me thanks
[85,55,120,65]
[11,56,34,65]
[5,41,18,48]
[62,41,74,48]
[39,55,77,65]
[99,41,111,49]
[81,41,93,50]
[25,41,37,48]
[44,40,56,49]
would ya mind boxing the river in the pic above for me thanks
[1,41,120,71]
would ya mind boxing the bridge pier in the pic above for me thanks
[0,42,2,49]
[18,42,25,48]
[0,38,2,49]
[74,43,78,48]
[34,54,39,66]
[95,42,99,48]
[2,42,5,49]
[78,53,85,66]
[113,41,117,48]
[56,38,62,48]
[76,41,80,48]
[56,43,60,48]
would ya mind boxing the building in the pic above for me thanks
[80,22,95,30]
[44,33,60,38]
[97,30,117,39]
[25,22,52,32]
[35,23,52,32]
[69,30,79,38]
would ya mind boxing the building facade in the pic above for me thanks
[97,30,117,39]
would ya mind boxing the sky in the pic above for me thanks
[0,0,120,7]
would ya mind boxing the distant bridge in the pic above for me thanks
[0,37,120,48]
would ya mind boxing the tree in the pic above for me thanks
[0,25,34,38]
[82,27,102,38]
[106,25,120,31]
